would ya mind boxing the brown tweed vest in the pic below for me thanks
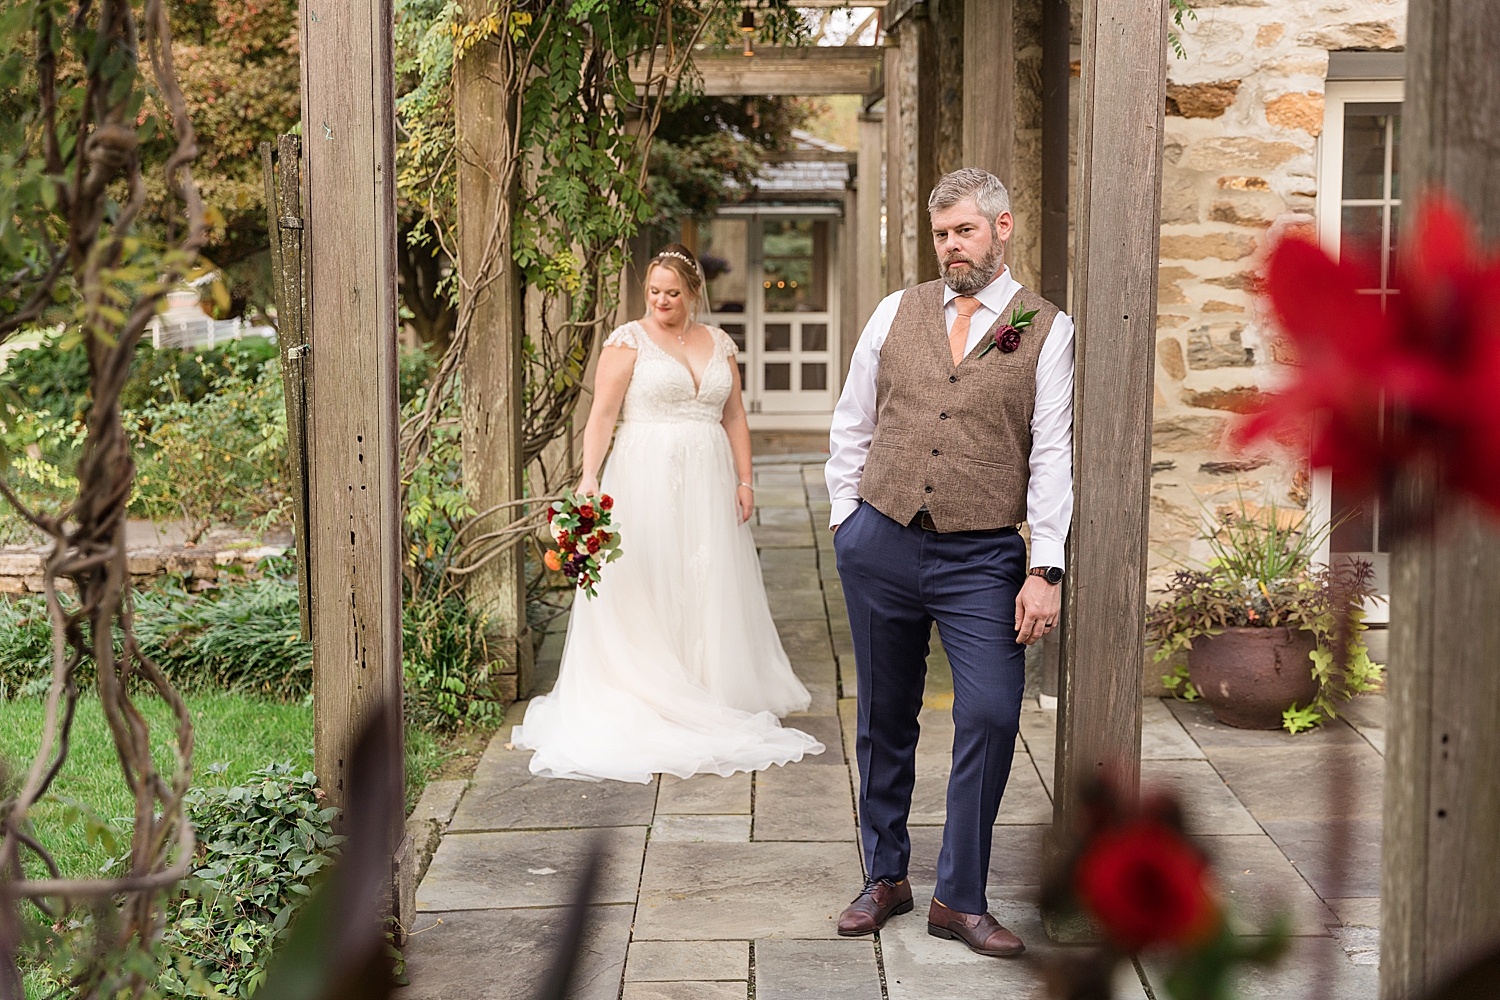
[859,279,1059,532]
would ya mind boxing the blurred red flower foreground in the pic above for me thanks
[1074,817,1220,952]
[1239,196,1500,515]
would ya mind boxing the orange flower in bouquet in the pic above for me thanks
[545,491,621,599]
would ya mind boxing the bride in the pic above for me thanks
[512,244,824,783]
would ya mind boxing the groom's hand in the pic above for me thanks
[1014,576,1060,645]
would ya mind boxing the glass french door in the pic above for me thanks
[700,215,837,416]
[1313,82,1402,619]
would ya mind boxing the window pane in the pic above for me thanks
[1389,114,1402,200]
[764,363,791,390]
[1387,203,1401,289]
[720,322,747,353]
[1341,204,1382,275]
[1341,113,1388,200]
[801,323,828,352]
[702,219,748,314]
[762,219,829,313]
[801,363,828,391]
[765,323,792,353]
[737,361,746,387]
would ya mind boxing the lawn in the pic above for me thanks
[0,693,314,879]
[0,692,456,880]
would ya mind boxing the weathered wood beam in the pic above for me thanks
[1040,0,1071,309]
[856,111,885,336]
[884,39,906,293]
[912,8,940,285]
[962,0,1014,187]
[1382,3,1500,995]
[300,0,404,834]
[456,4,532,699]
[1049,0,1166,915]
[632,46,881,97]
[762,148,859,163]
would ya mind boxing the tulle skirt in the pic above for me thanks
[512,418,824,783]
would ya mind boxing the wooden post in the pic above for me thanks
[1048,0,1166,920]
[455,10,532,699]
[1382,4,1500,994]
[962,0,1013,185]
[856,111,885,332]
[1040,0,1071,309]
[300,0,404,837]
[883,37,906,294]
[912,8,941,285]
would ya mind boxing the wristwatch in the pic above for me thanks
[1029,566,1064,585]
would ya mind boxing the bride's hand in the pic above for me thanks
[577,476,600,497]
[736,483,754,524]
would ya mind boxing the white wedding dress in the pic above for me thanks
[512,321,824,783]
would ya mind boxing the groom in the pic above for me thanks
[825,168,1074,956]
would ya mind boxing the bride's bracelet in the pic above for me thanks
[738,481,753,490]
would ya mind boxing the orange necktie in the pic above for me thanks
[949,295,981,366]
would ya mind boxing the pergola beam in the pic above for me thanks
[1382,2,1500,993]
[632,46,881,97]
[1049,0,1167,915]
[299,0,404,845]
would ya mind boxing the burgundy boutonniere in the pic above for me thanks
[978,304,1041,358]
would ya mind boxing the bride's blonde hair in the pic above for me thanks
[645,243,706,322]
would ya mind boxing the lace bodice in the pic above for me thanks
[605,320,739,425]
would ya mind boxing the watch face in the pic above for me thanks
[1045,566,1064,584]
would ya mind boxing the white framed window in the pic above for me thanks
[1309,75,1403,619]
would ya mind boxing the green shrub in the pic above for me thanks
[403,594,504,731]
[0,571,503,733]
[128,356,288,541]
[157,762,342,999]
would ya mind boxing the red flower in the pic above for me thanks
[579,504,595,519]
[1074,820,1219,952]
[996,325,1023,353]
[586,536,600,554]
[1239,195,1500,517]
[547,507,556,522]
[600,494,614,510]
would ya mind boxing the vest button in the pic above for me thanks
[924,486,933,493]
[939,412,948,419]
[931,449,939,456]
[949,375,957,383]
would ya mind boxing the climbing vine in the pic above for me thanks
[393,0,805,588]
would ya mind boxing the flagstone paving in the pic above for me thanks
[400,458,1384,999]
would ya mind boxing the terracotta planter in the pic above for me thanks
[1186,627,1319,730]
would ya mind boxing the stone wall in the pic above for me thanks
[0,543,287,595]
[1147,0,1405,586]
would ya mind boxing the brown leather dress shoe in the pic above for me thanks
[927,898,1026,957]
[837,877,914,936]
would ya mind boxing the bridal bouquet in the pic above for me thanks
[543,491,621,599]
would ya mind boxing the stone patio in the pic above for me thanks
[399,457,1383,1000]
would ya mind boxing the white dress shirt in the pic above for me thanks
[825,267,1075,569]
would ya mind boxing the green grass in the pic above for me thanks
[0,693,315,880]
[0,691,468,881]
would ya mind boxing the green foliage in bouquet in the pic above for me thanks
[1145,499,1382,734]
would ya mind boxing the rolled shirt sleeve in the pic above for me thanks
[826,292,904,528]
[1026,313,1075,569]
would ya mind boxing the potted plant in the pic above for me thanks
[1146,500,1383,733]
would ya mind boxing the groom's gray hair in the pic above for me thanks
[928,168,1011,221]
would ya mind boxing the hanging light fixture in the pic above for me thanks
[741,7,755,57]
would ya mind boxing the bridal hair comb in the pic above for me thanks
[655,249,697,266]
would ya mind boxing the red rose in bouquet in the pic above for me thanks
[545,491,622,599]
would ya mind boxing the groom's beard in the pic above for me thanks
[938,228,1005,294]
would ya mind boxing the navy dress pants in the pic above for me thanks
[833,502,1028,915]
